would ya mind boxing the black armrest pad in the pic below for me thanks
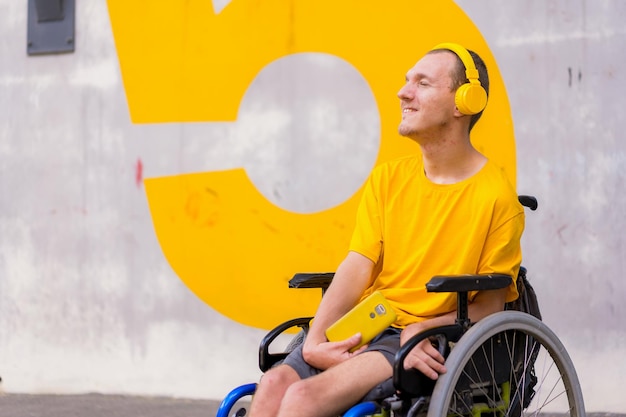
[426,274,512,293]
[259,317,312,372]
[289,273,335,289]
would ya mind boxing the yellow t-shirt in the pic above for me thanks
[349,156,525,328]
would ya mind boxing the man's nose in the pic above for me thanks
[397,83,412,100]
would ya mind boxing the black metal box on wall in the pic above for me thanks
[27,0,75,55]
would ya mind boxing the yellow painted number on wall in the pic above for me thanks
[107,0,517,329]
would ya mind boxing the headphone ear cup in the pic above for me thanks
[455,83,488,115]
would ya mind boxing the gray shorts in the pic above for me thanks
[282,327,401,380]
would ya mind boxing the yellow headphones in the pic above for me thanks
[431,43,487,115]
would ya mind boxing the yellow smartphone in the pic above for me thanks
[325,291,396,352]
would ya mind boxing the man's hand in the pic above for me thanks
[400,323,446,380]
[302,333,368,371]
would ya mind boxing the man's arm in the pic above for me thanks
[302,251,376,370]
[401,287,508,380]
[404,201,524,379]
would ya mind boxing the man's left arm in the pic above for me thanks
[402,210,524,379]
[400,287,507,380]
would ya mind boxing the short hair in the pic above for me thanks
[430,48,490,132]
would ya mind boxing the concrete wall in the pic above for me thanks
[0,0,624,412]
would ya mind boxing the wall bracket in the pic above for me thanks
[27,0,75,55]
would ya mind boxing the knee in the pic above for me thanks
[250,366,300,417]
[282,380,315,407]
[257,366,298,392]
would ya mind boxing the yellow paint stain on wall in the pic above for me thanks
[107,0,517,329]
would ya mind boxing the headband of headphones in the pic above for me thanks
[430,43,487,115]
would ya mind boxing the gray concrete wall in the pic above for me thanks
[0,0,623,412]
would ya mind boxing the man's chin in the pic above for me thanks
[398,125,414,138]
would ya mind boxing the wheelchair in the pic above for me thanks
[216,196,586,417]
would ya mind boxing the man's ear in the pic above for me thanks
[453,105,468,118]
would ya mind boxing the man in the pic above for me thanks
[248,43,525,417]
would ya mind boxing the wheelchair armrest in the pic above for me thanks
[289,272,335,293]
[426,274,512,293]
[257,273,333,372]
[393,325,464,397]
[259,317,312,372]
[393,275,511,397]
[427,274,512,331]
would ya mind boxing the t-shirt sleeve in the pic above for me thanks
[477,211,525,303]
[349,170,384,264]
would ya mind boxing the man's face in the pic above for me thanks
[397,51,458,140]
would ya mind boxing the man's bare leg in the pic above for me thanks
[248,364,300,417]
[277,351,392,417]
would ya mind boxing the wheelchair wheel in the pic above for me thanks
[427,311,586,417]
